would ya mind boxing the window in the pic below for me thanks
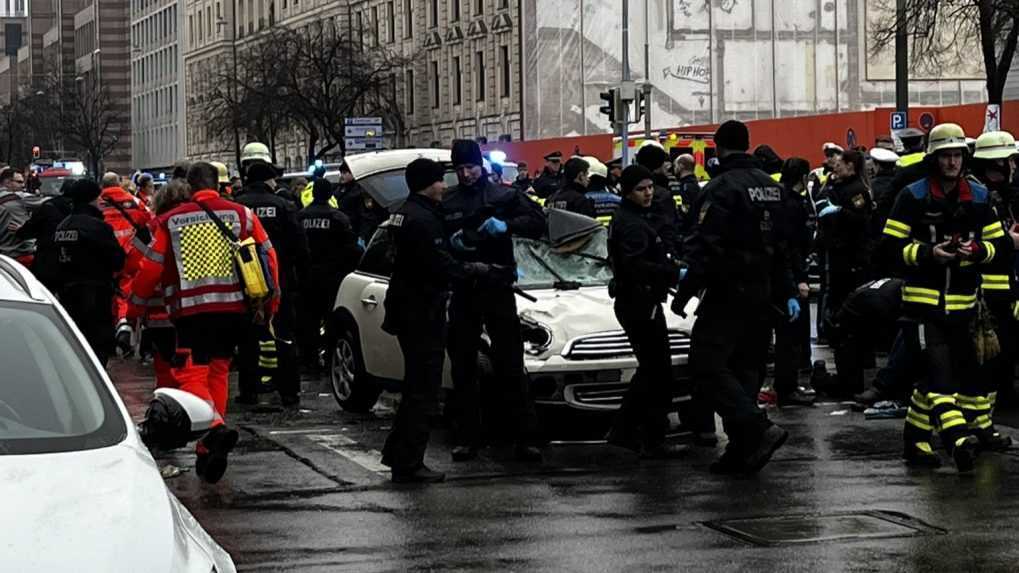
[498,0,507,8]
[431,60,440,108]
[430,0,438,27]
[450,0,459,22]
[500,44,510,98]
[475,0,483,15]
[387,2,395,43]
[453,55,462,105]
[475,50,485,101]
[357,12,364,50]
[356,225,395,278]
[405,69,415,115]
[207,6,212,37]
[403,0,413,38]
[372,6,379,46]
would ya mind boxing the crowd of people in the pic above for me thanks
[2,116,1017,484]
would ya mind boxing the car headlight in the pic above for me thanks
[520,316,553,356]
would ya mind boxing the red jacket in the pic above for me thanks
[130,190,279,319]
[100,186,152,253]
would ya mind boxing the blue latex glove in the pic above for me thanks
[357,237,366,251]
[787,298,801,323]
[478,216,508,237]
[450,229,476,252]
[818,204,841,218]
[678,268,688,282]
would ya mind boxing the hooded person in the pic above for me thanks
[53,179,126,366]
[753,145,785,180]
[546,157,596,218]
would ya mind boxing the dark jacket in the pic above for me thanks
[298,201,360,280]
[871,171,898,235]
[511,176,533,195]
[53,204,125,289]
[338,181,388,243]
[16,195,73,288]
[547,181,596,218]
[442,177,546,270]
[674,173,701,238]
[979,180,1019,308]
[650,174,683,258]
[783,183,813,285]
[587,177,622,225]
[235,181,311,288]
[679,153,797,310]
[819,175,874,273]
[608,197,677,302]
[532,168,564,199]
[880,177,1008,323]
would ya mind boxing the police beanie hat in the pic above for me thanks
[246,161,277,183]
[405,157,446,193]
[66,178,103,204]
[451,139,484,167]
[635,144,669,171]
[620,165,653,195]
[714,120,750,152]
[564,157,590,182]
[312,178,334,201]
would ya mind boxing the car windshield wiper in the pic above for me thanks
[527,246,581,290]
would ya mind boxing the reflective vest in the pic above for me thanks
[897,152,925,168]
[300,182,338,208]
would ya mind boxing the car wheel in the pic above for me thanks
[330,328,382,413]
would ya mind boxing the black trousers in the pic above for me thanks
[611,298,674,448]
[918,320,979,446]
[61,284,115,367]
[175,313,247,364]
[381,299,447,471]
[298,271,341,366]
[774,296,812,398]
[448,286,539,447]
[985,300,1017,400]
[690,300,771,446]
[872,324,923,400]
[239,290,300,398]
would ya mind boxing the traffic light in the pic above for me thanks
[634,85,649,123]
[599,89,617,124]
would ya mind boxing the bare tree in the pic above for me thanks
[871,0,1019,105]
[43,72,127,175]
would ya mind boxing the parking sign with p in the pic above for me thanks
[890,111,907,131]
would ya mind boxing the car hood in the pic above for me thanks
[517,286,696,354]
[0,440,213,573]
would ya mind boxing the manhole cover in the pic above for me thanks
[702,510,946,546]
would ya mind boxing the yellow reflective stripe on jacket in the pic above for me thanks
[301,183,339,208]
[982,221,1006,240]
[982,241,996,263]
[929,393,957,407]
[902,285,939,305]
[673,195,683,208]
[596,215,612,226]
[982,274,1011,290]
[945,293,977,311]
[884,219,911,239]
[770,172,781,182]
[902,243,921,266]
[897,152,925,167]
[531,196,546,206]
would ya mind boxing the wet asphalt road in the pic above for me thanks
[110,359,1019,572]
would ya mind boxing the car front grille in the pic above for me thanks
[562,330,691,360]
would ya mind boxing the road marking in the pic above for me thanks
[306,433,389,474]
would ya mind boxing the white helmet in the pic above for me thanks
[583,156,608,179]
[868,147,900,164]
[240,142,272,164]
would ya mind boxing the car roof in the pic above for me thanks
[345,149,452,180]
[0,256,51,304]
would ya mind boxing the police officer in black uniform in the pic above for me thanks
[532,151,565,199]
[605,165,688,458]
[673,120,796,474]
[443,139,546,462]
[380,158,516,483]
[547,157,596,217]
[53,179,126,366]
[298,178,360,371]
[17,179,74,291]
[635,143,683,256]
[337,161,387,246]
[235,161,311,407]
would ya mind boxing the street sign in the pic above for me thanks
[890,111,907,131]
[344,125,382,138]
[919,112,935,132]
[345,137,385,151]
[344,117,385,152]
[344,117,383,126]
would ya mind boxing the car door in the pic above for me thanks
[343,226,404,382]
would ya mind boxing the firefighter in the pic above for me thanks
[584,156,621,226]
[380,158,517,483]
[235,161,311,407]
[532,150,565,199]
[297,179,360,371]
[443,139,546,462]
[547,157,596,217]
[99,172,153,357]
[210,162,233,197]
[130,162,280,484]
[673,120,795,474]
[968,130,1019,445]
[604,164,688,459]
[881,123,1009,471]
[53,179,126,366]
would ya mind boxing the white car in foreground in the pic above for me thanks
[327,149,697,415]
[0,257,235,573]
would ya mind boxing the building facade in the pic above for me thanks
[130,0,186,172]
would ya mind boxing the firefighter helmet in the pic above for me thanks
[973,131,1017,161]
[926,123,969,155]
[240,142,271,164]
[583,156,607,179]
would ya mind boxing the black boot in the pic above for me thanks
[392,465,446,483]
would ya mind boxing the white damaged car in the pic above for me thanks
[0,257,235,573]
[327,150,697,415]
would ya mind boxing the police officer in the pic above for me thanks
[511,161,533,194]
[443,139,546,462]
[16,179,74,291]
[869,147,901,238]
[634,142,683,256]
[235,161,311,407]
[547,157,596,217]
[673,120,795,474]
[298,179,360,371]
[604,164,688,458]
[881,123,1009,471]
[338,161,386,246]
[584,156,621,226]
[532,150,565,199]
[53,179,126,366]
[380,158,516,483]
